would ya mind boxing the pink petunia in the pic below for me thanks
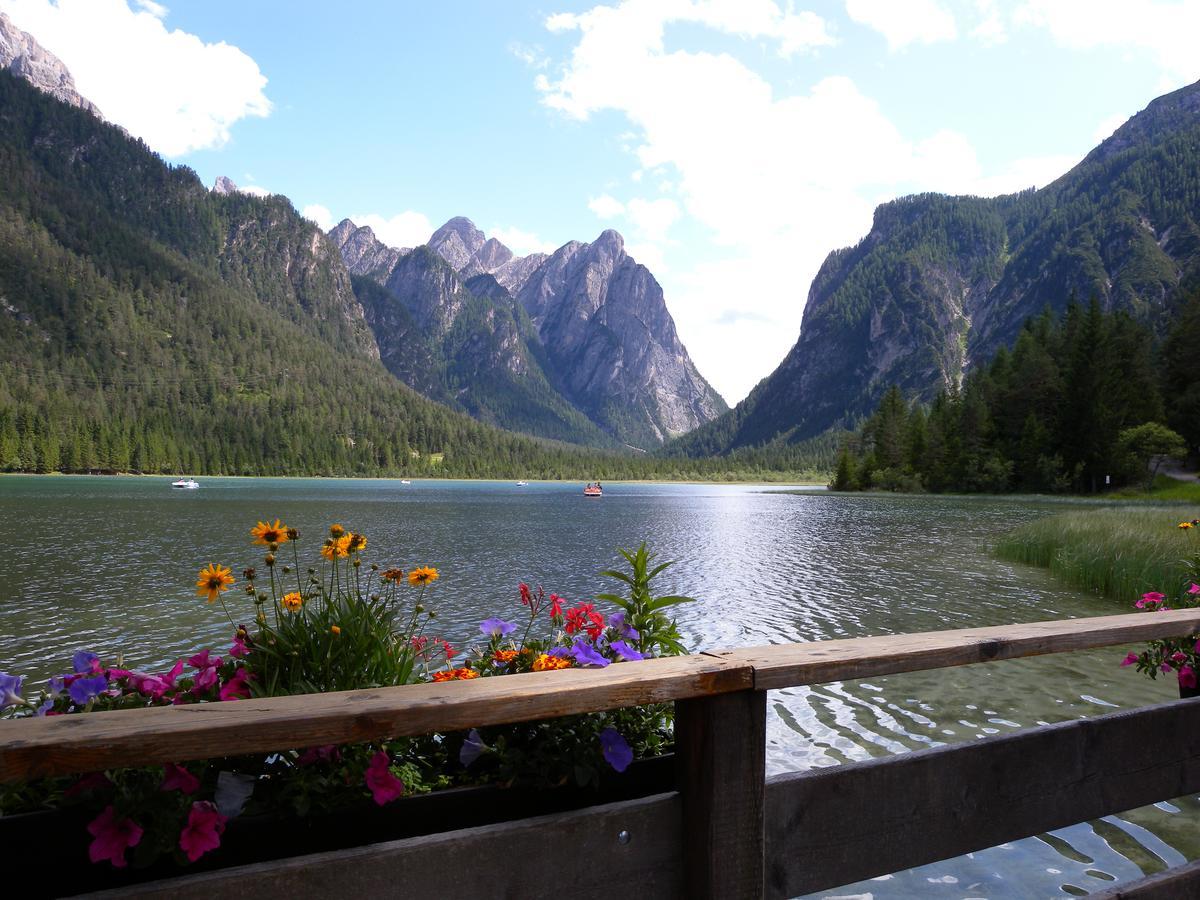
[161,763,199,795]
[1189,583,1200,595]
[1120,652,1139,667]
[218,667,252,701]
[1180,665,1198,691]
[364,750,405,805]
[1137,592,1166,609]
[178,801,227,863]
[87,805,143,868]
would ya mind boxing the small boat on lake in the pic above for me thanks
[170,478,199,490]
[399,479,412,485]
[583,482,602,497]
[516,480,528,486]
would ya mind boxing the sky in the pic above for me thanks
[2,0,1198,404]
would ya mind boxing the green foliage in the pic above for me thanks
[837,300,1172,495]
[1116,422,1188,490]
[596,543,694,656]
[994,508,1200,601]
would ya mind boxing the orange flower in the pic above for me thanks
[347,532,367,553]
[329,524,345,538]
[532,653,572,672]
[281,592,303,613]
[250,519,290,546]
[321,535,352,561]
[493,649,519,664]
[381,568,406,583]
[408,566,439,586]
[195,564,235,604]
[432,667,479,682]
[330,625,341,635]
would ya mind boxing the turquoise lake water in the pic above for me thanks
[0,474,1195,897]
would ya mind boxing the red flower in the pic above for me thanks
[365,750,405,805]
[160,763,199,795]
[87,805,143,868]
[519,582,532,606]
[549,593,564,620]
[179,801,227,862]
[565,602,605,640]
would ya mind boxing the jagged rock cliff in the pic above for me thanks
[0,12,100,117]
[330,217,726,447]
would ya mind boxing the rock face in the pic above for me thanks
[329,216,726,447]
[671,78,1200,455]
[212,175,239,195]
[0,12,101,117]
[517,230,727,447]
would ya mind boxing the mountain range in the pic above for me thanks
[671,78,1200,457]
[329,215,726,449]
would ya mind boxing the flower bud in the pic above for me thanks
[281,566,291,574]
[243,568,256,581]
[353,558,361,568]
[265,554,276,567]
[286,527,299,540]
[415,604,425,614]
[268,542,279,553]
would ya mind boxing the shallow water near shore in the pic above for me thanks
[1,475,1195,897]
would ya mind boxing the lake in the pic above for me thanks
[0,475,1195,897]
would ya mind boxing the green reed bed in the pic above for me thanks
[994,508,1200,603]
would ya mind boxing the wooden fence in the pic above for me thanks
[4,609,1200,898]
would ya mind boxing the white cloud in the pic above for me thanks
[844,0,958,50]
[1014,0,1200,87]
[588,194,626,219]
[301,204,335,231]
[626,197,680,241]
[0,0,270,156]
[970,0,1007,44]
[348,211,435,250]
[490,225,556,256]
[536,0,1096,401]
[238,184,271,198]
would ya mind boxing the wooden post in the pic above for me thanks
[676,689,767,899]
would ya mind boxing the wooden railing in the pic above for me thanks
[4,609,1200,899]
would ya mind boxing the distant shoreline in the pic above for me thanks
[0,471,828,488]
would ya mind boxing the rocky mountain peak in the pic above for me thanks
[328,218,359,247]
[592,229,625,256]
[212,175,239,195]
[429,216,488,270]
[0,12,101,118]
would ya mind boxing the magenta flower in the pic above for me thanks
[365,750,405,805]
[87,805,143,868]
[229,631,250,659]
[297,745,341,766]
[1137,592,1165,609]
[187,649,220,670]
[219,668,252,701]
[192,665,221,694]
[1189,583,1200,595]
[179,801,227,862]
[65,772,112,799]
[599,727,633,773]
[161,763,199,795]
[1180,666,1198,690]
[610,640,645,662]
[1161,662,1173,673]
[571,641,610,668]
[1120,652,1139,667]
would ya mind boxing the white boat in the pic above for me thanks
[516,481,528,486]
[170,478,199,490]
[400,479,412,485]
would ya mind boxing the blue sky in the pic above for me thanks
[2,0,1198,402]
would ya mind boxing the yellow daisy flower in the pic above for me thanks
[250,519,290,546]
[408,566,439,586]
[195,563,235,604]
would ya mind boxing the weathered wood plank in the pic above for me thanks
[764,697,1200,899]
[0,655,751,782]
[676,690,767,899]
[76,793,683,900]
[1087,859,1200,899]
[717,609,1200,690]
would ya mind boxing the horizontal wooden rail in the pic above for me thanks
[2,609,1199,783]
[763,696,1200,897]
[716,608,1200,690]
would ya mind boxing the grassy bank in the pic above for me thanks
[994,508,1200,602]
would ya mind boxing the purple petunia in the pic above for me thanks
[0,672,24,708]
[571,641,610,668]
[479,618,517,639]
[608,612,640,642]
[599,727,633,773]
[73,651,100,674]
[459,728,489,767]
[610,640,645,662]
[547,646,573,658]
[68,674,109,706]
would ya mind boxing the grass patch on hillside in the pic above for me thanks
[1108,473,1200,503]
[994,507,1200,603]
